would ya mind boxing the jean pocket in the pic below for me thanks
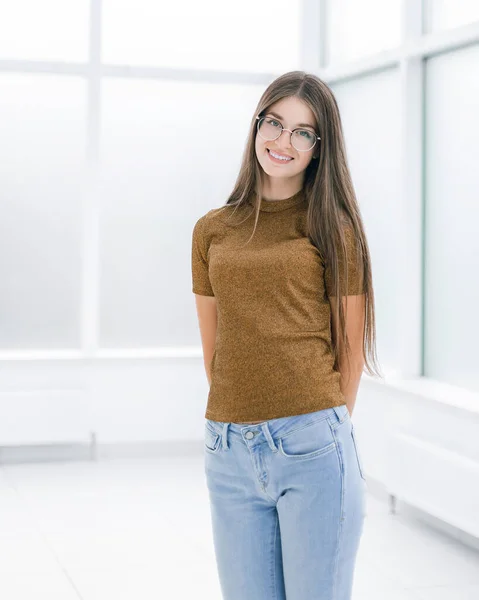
[204,424,221,453]
[278,420,336,460]
[350,423,366,480]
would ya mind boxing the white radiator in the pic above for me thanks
[0,389,92,446]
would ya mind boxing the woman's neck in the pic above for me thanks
[261,175,304,200]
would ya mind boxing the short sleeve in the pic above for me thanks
[191,215,215,296]
[324,224,365,297]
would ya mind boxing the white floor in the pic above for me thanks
[1,455,479,600]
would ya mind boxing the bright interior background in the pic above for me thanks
[1,0,478,389]
[1,0,479,521]
[1,4,479,595]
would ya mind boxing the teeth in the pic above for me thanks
[269,150,292,161]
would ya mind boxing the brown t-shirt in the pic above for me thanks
[191,189,364,423]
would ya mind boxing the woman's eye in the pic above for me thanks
[268,119,280,127]
[299,130,314,139]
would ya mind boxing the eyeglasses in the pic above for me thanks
[256,115,321,152]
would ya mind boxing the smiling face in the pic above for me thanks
[254,96,319,192]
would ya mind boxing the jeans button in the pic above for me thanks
[245,431,255,440]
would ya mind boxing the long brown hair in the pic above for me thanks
[222,70,382,380]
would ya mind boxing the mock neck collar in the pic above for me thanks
[249,189,305,212]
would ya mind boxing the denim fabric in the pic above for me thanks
[204,404,366,600]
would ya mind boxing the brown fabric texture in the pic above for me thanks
[191,189,365,423]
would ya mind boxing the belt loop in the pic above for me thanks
[261,422,278,453]
[221,422,230,451]
[333,405,346,424]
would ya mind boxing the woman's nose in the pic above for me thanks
[275,129,293,151]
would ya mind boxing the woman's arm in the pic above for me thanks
[330,294,366,416]
[194,294,217,386]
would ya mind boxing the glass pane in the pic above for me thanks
[333,70,402,373]
[424,0,479,33]
[325,0,402,65]
[0,0,89,62]
[0,74,86,349]
[102,0,301,72]
[424,44,479,391]
[98,78,265,347]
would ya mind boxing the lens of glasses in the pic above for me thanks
[257,117,317,152]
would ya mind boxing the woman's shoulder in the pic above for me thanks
[336,213,359,245]
[202,204,231,221]
[197,202,249,229]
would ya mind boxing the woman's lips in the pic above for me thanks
[267,148,294,164]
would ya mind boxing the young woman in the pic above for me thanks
[191,70,381,600]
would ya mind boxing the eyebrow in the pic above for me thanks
[266,111,316,130]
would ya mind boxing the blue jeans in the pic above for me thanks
[204,404,366,600]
